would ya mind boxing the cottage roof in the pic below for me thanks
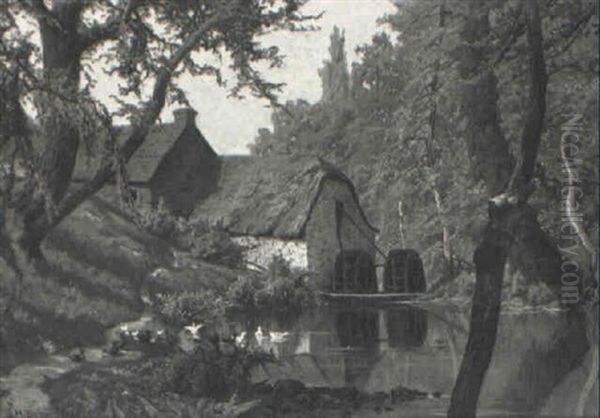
[191,155,378,239]
[73,109,213,183]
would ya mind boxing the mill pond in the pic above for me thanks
[2,298,591,418]
[230,301,588,417]
[1,0,597,417]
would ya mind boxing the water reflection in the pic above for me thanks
[386,307,428,349]
[333,308,428,350]
[335,310,379,348]
[244,304,586,417]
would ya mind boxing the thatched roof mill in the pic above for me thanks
[191,155,378,239]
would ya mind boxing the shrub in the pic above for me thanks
[255,260,317,313]
[139,199,182,242]
[140,207,244,268]
[226,274,262,313]
[163,344,271,400]
[46,356,262,417]
[226,255,317,315]
[190,229,244,268]
[155,290,230,326]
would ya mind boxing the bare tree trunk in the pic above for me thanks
[449,0,552,416]
[448,214,510,417]
[433,189,452,262]
[12,0,84,259]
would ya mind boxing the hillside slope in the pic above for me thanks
[0,197,241,374]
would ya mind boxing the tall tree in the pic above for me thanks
[448,0,596,416]
[319,25,350,104]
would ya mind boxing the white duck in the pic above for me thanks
[184,323,204,340]
[235,332,247,347]
[255,326,267,346]
[269,331,291,343]
[150,267,169,279]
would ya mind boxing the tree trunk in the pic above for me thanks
[433,188,452,263]
[447,206,512,418]
[38,1,83,203]
[448,1,576,417]
[13,1,84,258]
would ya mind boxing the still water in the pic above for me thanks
[237,301,595,417]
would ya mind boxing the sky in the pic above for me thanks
[153,0,397,155]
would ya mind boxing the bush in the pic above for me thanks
[226,255,317,315]
[155,289,230,326]
[140,206,244,268]
[163,344,271,400]
[226,275,262,313]
[190,229,244,268]
[46,356,262,417]
[139,199,183,242]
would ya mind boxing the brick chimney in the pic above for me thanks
[173,108,197,127]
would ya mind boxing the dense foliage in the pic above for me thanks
[249,0,597,293]
[155,255,317,327]
[140,201,244,268]
[0,0,320,272]
[226,255,317,315]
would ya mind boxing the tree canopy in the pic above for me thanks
[0,0,319,261]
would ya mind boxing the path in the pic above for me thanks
[0,318,147,418]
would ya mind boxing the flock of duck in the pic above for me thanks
[240,326,291,345]
[182,324,292,346]
[66,316,295,363]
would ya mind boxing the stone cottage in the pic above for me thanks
[190,155,379,292]
[74,108,219,217]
